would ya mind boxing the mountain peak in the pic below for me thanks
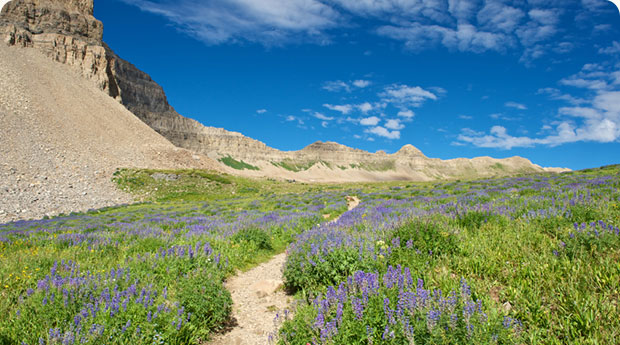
[395,144,425,157]
[302,141,354,152]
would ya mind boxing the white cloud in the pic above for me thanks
[321,121,329,128]
[377,23,509,53]
[352,80,371,88]
[459,89,620,148]
[599,41,620,55]
[516,9,559,47]
[459,114,473,120]
[323,80,351,92]
[458,60,620,149]
[313,112,334,121]
[457,125,537,149]
[322,79,373,93]
[360,116,380,126]
[357,102,374,113]
[256,109,267,114]
[448,0,480,22]
[559,63,618,91]
[380,84,438,107]
[477,2,525,33]
[385,119,405,130]
[537,87,587,105]
[560,77,608,90]
[323,104,353,114]
[397,109,415,118]
[285,115,306,128]
[120,0,340,45]
[121,0,573,63]
[505,101,528,110]
[366,126,401,139]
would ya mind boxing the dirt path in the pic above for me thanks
[209,196,361,345]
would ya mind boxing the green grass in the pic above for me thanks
[348,160,396,171]
[491,162,506,171]
[271,159,331,172]
[3,166,618,344]
[218,156,260,170]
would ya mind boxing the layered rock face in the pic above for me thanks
[0,0,119,95]
[0,0,268,161]
[0,0,568,182]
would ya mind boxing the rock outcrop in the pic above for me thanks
[0,0,570,182]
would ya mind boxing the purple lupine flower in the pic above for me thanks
[503,316,513,329]
[121,320,131,334]
[427,308,441,331]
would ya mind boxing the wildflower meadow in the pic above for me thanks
[0,166,618,344]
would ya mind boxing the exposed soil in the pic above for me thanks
[209,196,360,345]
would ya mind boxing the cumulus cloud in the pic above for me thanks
[357,102,374,113]
[505,101,528,110]
[397,109,415,118]
[366,126,401,139]
[360,116,381,126]
[385,119,405,130]
[256,109,267,114]
[312,81,440,138]
[352,80,371,88]
[458,64,620,149]
[323,104,353,114]
[380,84,438,107]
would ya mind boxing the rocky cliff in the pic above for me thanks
[0,0,570,182]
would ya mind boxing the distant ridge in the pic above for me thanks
[0,0,570,182]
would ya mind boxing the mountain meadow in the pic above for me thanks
[0,166,618,345]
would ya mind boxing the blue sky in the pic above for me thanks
[95,0,620,170]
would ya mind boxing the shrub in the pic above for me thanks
[176,267,232,341]
[390,219,460,256]
[231,228,273,250]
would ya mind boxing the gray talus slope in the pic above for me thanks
[0,44,218,223]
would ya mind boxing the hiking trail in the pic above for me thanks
[209,196,360,345]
